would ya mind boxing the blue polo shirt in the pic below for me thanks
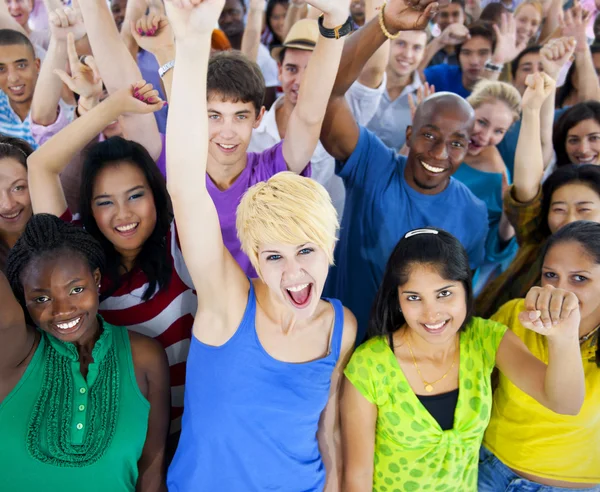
[325,127,488,342]
[0,90,37,148]
[423,64,471,99]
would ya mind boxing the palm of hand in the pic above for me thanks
[72,67,101,98]
[385,0,437,32]
[165,0,226,39]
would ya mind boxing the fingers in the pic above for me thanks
[84,56,101,85]
[523,285,580,329]
[53,69,76,92]
[548,289,565,325]
[65,32,80,71]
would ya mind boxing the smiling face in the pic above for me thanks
[398,263,467,345]
[207,94,264,169]
[258,241,330,319]
[91,161,157,261]
[547,183,600,234]
[0,43,39,106]
[5,0,31,27]
[565,118,600,165]
[350,0,366,24]
[388,31,427,78]
[279,48,312,106]
[405,103,472,194]
[542,240,600,322]
[468,100,515,155]
[269,3,288,40]
[21,251,101,344]
[515,4,541,46]
[459,36,493,89]
[0,157,31,241]
[219,0,246,38]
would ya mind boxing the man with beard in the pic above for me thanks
[320,0,488,342]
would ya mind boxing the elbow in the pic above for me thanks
[547,395,584,416]
[30,108,59,127]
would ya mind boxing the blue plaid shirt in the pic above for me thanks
[0,90,37,148]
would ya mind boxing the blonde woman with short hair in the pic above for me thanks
[453,79,522,292]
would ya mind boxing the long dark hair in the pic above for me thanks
[543,220,600,367]
[556,45,600,110]
[540,165,600,237]
[368,228,474,349]
[79,137,173,301]
[265,0,289,48]
[553,101,600,167]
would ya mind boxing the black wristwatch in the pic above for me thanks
[318,14,353,39]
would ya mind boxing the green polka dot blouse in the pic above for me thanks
[344,317,507,491]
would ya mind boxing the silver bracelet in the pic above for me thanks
[158,60,175,78]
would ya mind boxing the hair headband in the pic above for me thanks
[405,229,439,239]
[0,142,28,160]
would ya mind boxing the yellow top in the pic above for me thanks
[484,299,600,483]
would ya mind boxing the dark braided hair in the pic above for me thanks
[6,214,105,309]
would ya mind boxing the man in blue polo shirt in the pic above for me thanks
[320,0,488,342]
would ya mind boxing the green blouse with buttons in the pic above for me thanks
[344,317,507,492]
[0,320,150,492]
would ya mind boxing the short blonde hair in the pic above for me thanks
[467,79,522,123]
[236,172,339,275]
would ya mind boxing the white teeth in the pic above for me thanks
[1,211,19,219]
[218,144,236,149]
[116,223,138,232]
[424,320,447,330]
[287,283,309,292]
[421,161,445,174]
[9,85,24,91]
[56,317,81,330]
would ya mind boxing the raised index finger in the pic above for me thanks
[65,32,80,70]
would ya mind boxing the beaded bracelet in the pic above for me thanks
[378,1,401,40]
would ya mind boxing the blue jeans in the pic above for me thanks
[478,446,600,492]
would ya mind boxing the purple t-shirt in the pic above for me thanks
[207,142,311,278]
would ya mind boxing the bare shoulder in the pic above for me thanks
[128,331,169,371]
[340,307,357,359]
[481,146,507,175]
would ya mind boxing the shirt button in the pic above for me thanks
[78,404,85,411]
[79,388,86,394]
[76,423,83,430]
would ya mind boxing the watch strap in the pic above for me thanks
[318,15,353,40]
[159,60,175,78]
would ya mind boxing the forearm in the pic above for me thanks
[0,11,28,35]
[514,107,544,202]
[357,0,389,89]
[540,83,556,168]
[153,47,175,101]
[498,211,516,243]
[418,37,445,72]
[573,46,600,102]
[241,4,264,63]
[543,337,585,415]
[30,38,67,125]
[539,0,562,43]
[121,0,147,59]
[284,2,308,37]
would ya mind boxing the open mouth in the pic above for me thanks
[0,209,22,221]
[53,315,85,335]
[284,282,313,309]
[420,160,446,174]
[8,85,25,96]
[216,143,239,154]
[421,319,450,334]
[114,222,139,237]
[575,155,599,164]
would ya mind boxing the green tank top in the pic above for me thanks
[0,320,150,492]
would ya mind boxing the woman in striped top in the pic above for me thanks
[25,82,196,433]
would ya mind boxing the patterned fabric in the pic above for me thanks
[0,90,37,148]
[344,317,507,491]
[475,185,545,318]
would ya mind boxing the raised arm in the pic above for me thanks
[30,10,87,126]
[283,0,350,173]
[241,0,265,63]
[78,0,162,159]
[486,13,528,82]
[513,72,555,204]
[28,82,164,217]
[356,0,389,89]
[417,23,470,74]
[321,0,438,161]
[0,271,31,380]
[284,0,309,37]
[0,2,28,34]
[165,0,249,318]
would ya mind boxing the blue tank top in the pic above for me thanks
[167,281,345,492]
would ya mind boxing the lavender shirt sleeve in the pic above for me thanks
[248,141,312,185]
[29,104,71,147]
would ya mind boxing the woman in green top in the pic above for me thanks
[340,227,586,491]
[0,214,170,492]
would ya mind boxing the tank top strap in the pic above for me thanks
[235,279,258,339]
[326,298,345,362]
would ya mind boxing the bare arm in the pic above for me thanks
[283,0,350,174]
[418,23,470,75]
[0,2,28,34]
[241,0,265,63]
[340,377,377,491]
[317,309,357,492]
[284,0,308,37]
[28,83,164,217]
[0,272,31,376]
[496,285,585,416]
[357,0,389,89]
[538,0,563,44]
[78,0,162,159]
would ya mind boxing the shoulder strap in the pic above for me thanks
[327,298,345,361]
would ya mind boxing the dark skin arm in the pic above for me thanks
[321,0,441,161]
[130,332,171,492]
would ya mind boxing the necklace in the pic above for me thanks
[406,335,459,393]
[580,323,600,344]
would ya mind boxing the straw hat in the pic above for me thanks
[271,19,319,61]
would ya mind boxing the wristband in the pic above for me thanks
[159,60,175,78]
[318,14,353,40]
[484,59,503,73]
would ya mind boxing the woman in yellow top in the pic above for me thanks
[480,220,600,491]
[341,225,585,491]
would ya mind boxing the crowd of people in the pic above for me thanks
[0,0,598,490]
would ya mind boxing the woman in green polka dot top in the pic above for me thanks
[340,228,585,491]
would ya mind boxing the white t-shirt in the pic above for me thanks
[256,43,279,88]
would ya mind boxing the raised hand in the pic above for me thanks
[520,71,555,111]
[48,5,87,42]
[560,1,592,53]
[408,82,435,121]
[540,36,577,80]
[383,0,444,33]
[164,0,226,41]
[248,0,266,11]
[437,22,470,46]
[130,13,175,55]
[519,285,580,342]
[304,0,351,21]
[111,80,167,115]
[53,33,102,100]
[492,12,527,64]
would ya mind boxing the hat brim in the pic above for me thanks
[271,40,317,61]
